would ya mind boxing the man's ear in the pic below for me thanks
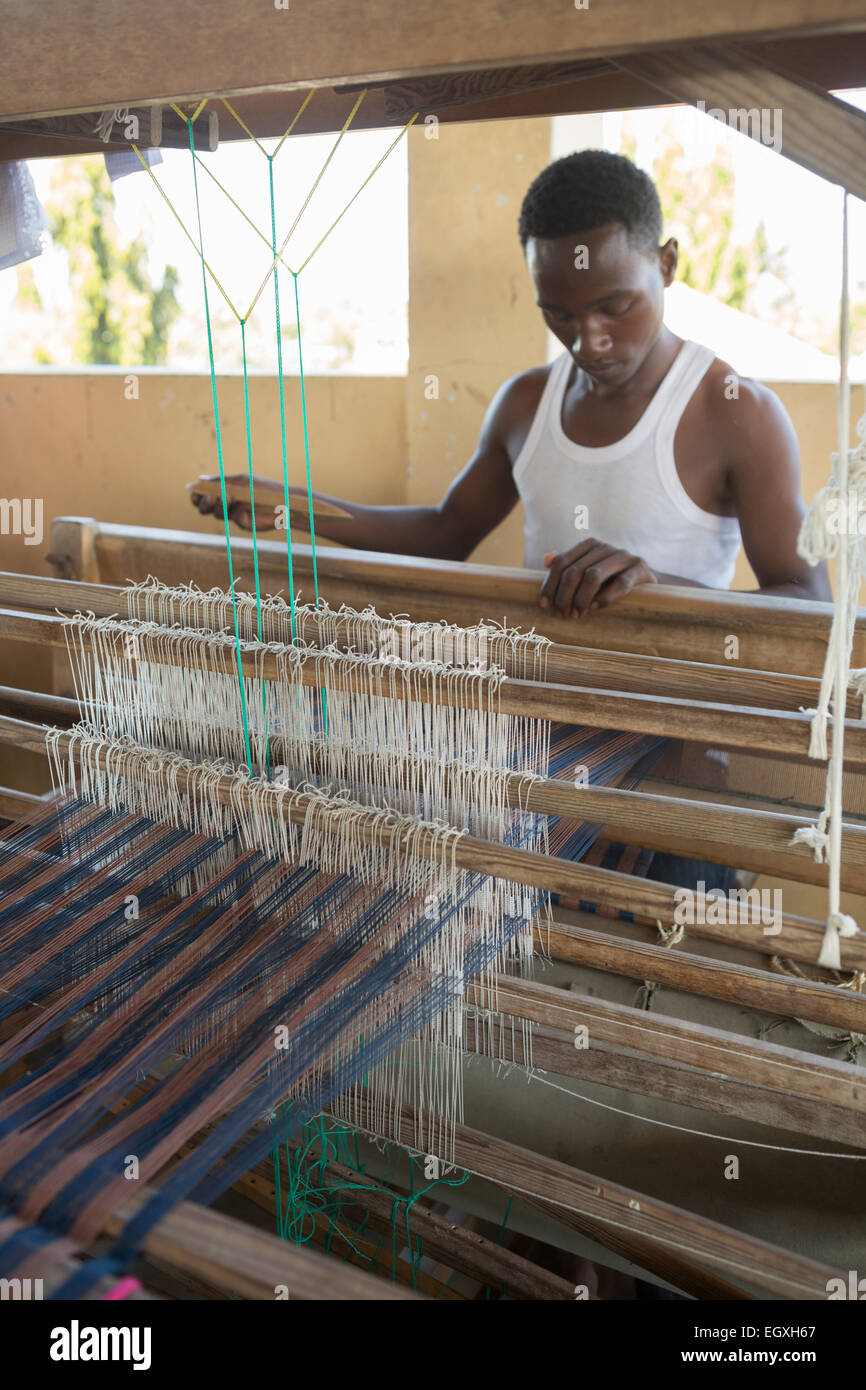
[659,237,678,287]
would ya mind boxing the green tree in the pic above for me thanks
[47,158,180,365]
[620,122,788,314]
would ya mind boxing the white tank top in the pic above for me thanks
[513,340,742,588]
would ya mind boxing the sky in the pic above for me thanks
[603,91,866,331]
[3,89,865,376]
[14,121,411,373]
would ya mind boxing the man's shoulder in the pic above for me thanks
[695,354,790,440]
[492,362,556,427]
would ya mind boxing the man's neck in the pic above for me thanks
[573,327,684,402]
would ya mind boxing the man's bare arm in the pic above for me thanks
[190,378,522,561]
[723,381,831,601]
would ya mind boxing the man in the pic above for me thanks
[191,148,830,613]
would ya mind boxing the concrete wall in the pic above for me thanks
[406,118,551,567]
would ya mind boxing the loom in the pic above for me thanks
[2,2,866,1304]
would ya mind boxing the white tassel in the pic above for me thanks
[817,912,860,971]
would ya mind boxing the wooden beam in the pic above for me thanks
[0,786,46,821]
[348,1096,844,1299]
[6,34,863,154]
[1,568,857,716]
[13,667,866,897]
[2,1,865,123]
[0,685,78,725]
[2,1186,419,1299]
[616,42,866,200]
[479,1021,866,1150]
[104,1190,421,1300]
[46,520,861,675]
[3,601,863,763]
[542,917,866,1034]
[475,975,866,1119]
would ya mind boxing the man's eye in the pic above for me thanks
[605,301,635,318]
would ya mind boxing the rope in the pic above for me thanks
[795,189,866,970]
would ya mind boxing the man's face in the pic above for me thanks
[525,222,676,390]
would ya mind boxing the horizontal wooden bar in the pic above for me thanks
[541,917,866,1034]
[3,600,864,763]
[0,684,78,724]
[1,569,857,716]
[2,0,863,124]
[0,786,46,821]
[475,1021,866,1153]
[294,737,866,891]
[3,667,866,887]
[348,1097,844,1299]
[476,976,866,1117]
[47,520,865,674]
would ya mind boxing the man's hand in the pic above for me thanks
[540,538,658,618]
[189,474,271,531]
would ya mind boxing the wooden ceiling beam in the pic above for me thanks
[615,42,866,199]
[1,0,865,124]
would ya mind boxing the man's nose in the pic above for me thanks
[571,323,613,358]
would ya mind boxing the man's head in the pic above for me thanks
[518,151,677,386]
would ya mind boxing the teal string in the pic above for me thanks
[187,118,254,775]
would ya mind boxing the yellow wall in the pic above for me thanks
[0,370,406,562]
[406,118,550,566]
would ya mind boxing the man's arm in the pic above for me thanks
[190,378,522,562]
[723,380,831,601]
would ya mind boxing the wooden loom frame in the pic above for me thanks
[2,0,866,1301]
[2,524,866,1299]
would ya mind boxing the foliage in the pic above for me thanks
[47,158,180,365]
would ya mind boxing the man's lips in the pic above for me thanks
[577,360,620,376]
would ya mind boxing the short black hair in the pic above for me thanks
[518,150,662,254]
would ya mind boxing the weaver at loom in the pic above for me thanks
[190,147,833,920]
[2,3,866,1314]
